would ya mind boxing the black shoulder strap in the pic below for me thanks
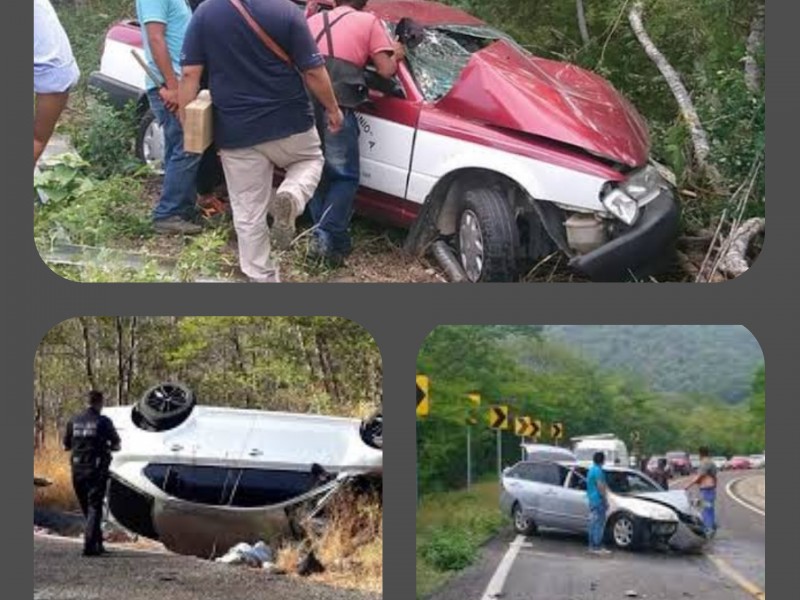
[314,9,357,57]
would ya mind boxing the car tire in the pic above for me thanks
[456,185,519,282]
[136,382,196,431]
[512,502,537,536]
[360,409,383,450]
[135,109,165,174]
[608,512,641,550]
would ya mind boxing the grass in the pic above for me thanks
[33,443,79,512]
[416,481,506,599]
[276,487,383,593]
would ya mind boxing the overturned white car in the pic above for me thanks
[103,383,382,557]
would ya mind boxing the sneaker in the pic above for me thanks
[248,269,281,283]
[588,548,612,556]
[270,191,299,250]
[153,216,203,235]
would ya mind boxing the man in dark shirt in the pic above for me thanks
[179,0,342,282]
[63,391,121,556]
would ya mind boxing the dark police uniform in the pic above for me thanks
[63,407,121,555]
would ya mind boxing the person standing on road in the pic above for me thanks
[136,0,204,234]
[179,0,342,283]
[63,391,121,557]
[651,457,670,490]
[306,0,406,266]
[586,451,611,555]
[34,0,80,166]
[686,445,718,538]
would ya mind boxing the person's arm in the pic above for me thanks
[145,22,179,112]
[105,418,122,452]
[369,17,404,79]
[62,420,73,451]
[303,66,343,133]
[179,65,204,126]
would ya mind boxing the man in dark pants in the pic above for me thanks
[63,391,121,556]
[307,0,405,266]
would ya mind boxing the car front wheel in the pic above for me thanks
[136,382,196,431]
[512,502,537,535]
[608,512,641,550]
[456,185,519,283]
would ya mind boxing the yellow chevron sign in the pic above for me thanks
[416,375,429,418]
[488,405,509,430]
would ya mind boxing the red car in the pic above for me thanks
[89,0,679,282]
[725,456,752,470]
[665,451,692,477]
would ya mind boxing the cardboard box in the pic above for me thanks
[184,90,213,154]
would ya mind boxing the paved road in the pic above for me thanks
[429,470,765,600]
[34,535,379,600]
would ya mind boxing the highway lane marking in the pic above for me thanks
[480,534,525,600]
[726,476,766,517]
[706,553,765,600]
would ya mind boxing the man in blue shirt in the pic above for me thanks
[34,0,80,166]
[136,0,203,234]
[586,451,612,555]
[180,0,342,283]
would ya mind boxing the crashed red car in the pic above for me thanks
[89,0,679,282]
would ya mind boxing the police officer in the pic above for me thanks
[63,391,121,556]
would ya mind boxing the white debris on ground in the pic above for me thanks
[216,541,276,570]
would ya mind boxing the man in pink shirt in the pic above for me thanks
[307,1,405,266]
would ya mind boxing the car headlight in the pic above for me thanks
[616,497,678,522]
[602,188,640,226]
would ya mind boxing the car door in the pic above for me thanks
[556,467,591,533]
[355,63,423,201]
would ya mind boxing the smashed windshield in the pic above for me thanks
[405,24,524,101]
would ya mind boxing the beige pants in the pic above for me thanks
[219,126,323,281]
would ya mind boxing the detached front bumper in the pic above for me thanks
[570,189,680,282]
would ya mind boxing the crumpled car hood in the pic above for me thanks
[436,39,650,167]
[632,489,694,515]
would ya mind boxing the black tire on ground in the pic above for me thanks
[456,184,519,282]
[136,382,196,431]
[360,409,383,450]
[512,502,537,536]
[607,512,641,550]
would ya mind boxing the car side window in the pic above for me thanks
[568,469,587,491]
[230,469,316,507]
[144,463,237,505]
[529,463,561,486]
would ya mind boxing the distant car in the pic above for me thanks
[102,382,382,557]
[712,456,728,470]
[499,460,706,551]
[521,443,577,463]
[689,454,701,471]
[666,451,692,476]
[748,454,765,469]
[725,456,752,470]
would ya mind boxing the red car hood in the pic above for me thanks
[436,40,650,167]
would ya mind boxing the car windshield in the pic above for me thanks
[604,470,661,495]
[405,24,526,101]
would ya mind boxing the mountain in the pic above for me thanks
[544,325,763,402]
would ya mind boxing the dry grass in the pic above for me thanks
[277,488,382,593]
[33,444,79,512]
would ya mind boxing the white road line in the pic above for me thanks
[480,534,525,600]
[726,476,766,517]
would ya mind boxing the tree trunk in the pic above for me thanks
[116,317,124,405]
[78,317,98,390]
[628,2,724,190]
[744,4,765,93]
[125,317,138,403]
[576,0,590,45]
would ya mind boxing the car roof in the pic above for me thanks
[321,0,485,26]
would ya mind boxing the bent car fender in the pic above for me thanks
[408,129,609,214]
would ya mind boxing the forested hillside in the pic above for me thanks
[545,325,763,401]
[416,326,765,494]
[33,317,381,448]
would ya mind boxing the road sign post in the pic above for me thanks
[488,405,509,478]
[416,375,430,506]
[466,393,480,490]
[466,426,472,489]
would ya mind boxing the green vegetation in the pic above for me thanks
[417,326,766,494]
[416,481,504,598]
[545,325,764,401]
[33,316,382,447]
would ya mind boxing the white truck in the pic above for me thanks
[572,434,630,467]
